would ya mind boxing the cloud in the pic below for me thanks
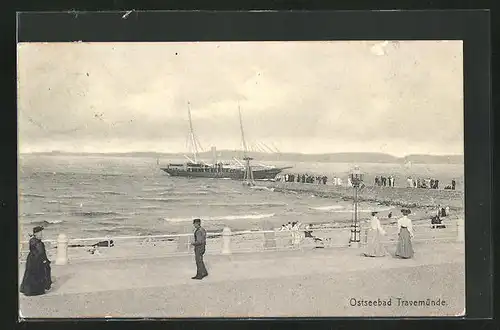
[17,41,463,156]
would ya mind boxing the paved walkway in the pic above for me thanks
[19,242,465,318]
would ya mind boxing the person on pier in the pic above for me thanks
[20,226,52,296]
[395,209,415,259]
[291,222,302,247]
[364,211,387,257]
[191,219,208,280]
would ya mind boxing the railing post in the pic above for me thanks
[263,230,277,250]
[55,233,68,265]
[262,220,276,250]
[456,218,464,242]
[177,228,190,253]
[221,227,232,255]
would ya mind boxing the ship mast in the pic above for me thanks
[238,102,249,157]
[238,103,254,185]
[187,102,199,163]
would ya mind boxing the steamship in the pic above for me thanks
[160,103,291,181]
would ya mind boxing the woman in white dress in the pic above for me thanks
[291,222,301,247]
[395,209,415,259]
[364,211,386,257]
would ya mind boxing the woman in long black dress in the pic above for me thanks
[20,226,52,296]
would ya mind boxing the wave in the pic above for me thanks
[98,216,132,222]
[158,191,209,196]
[95,191,127,196]
[133,197,184,203]
[310,205,344,211]
[20,193,45,198]
[20,212,46,217]
[57,194,96,199]
[164,213,276,222]
[29,219,63,225]
[83,226,119,232]
[205,202,287,207]
[47,200,66,204]
[72,211,120,217]
[142,187,172,192]
[44,219,63,224]
[138,205,161,210]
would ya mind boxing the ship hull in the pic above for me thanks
[161,167,286,181]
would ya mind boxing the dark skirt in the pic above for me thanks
[395,227,414,259]
[20,253,52,296]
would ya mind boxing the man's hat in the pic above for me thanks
[33,226,44,234]
[192,218,201,224]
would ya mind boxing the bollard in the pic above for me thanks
[456,218,464,242]
[262,220,277,250]
[264,230,277,250]
[177,227,190,253]
[55,233,68,265]
[221,227,232,255]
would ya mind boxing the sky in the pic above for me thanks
[17,41,464,157]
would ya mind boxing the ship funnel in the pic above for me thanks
[211,146,217,164]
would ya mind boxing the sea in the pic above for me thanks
[18,154,464,241]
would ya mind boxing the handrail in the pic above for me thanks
[19,220,459,246]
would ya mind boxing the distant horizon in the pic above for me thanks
[19,149,464,158]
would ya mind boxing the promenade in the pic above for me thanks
[19,241,464,318]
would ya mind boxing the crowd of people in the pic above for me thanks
[276,172,457,191]
[406,177,457,190]
[374,176,396,187]
[276,173,329,185]
[275,173,358,187]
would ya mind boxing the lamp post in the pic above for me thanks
[349,166,364,248]
[243,156,255,186]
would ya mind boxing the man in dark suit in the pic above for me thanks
[191,218,208,280]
